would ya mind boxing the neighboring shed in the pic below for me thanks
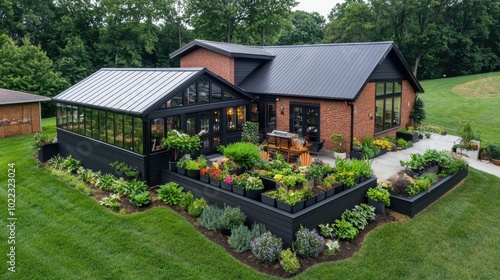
[0,88,51,138]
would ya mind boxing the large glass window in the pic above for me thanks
[375,81,402,133]
[198,78,209,103]
[84,108,92,137]
[91,109,100,140]
[124,116,133,150]
[211,84,222,102]
[99,111,107,142]
[226,107,236,132]
[115,114,124,147]
[133,118,143,154]
[106,112,115,145]
[164,79,239,108]
[151,118,164,151]
[186,114,196,135]
[185,84,197,105]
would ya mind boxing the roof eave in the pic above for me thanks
[0,98,51,105]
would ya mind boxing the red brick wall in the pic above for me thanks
[275,97,351,151]
[180,48,235,84]
[274,80,416,152]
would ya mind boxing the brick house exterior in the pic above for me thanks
[173,40,423,153]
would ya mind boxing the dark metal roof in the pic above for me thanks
[0,88,51,105]
[238,42,423,100]
[53,68,204,115]
[170,39,275,60]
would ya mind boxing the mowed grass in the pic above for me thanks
[1,118,499,279]
[419,72,500,143]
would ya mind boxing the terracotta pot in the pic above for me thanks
[492,158,500,166]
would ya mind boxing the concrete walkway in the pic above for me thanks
[317,133,500,181]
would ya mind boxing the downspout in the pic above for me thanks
[348,101,355,154]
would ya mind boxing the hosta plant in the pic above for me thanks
[157,182,184,205]
[99,194,121,211]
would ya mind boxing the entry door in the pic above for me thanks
[198,110,221,154]
[290,105,319,142]
[265,102,276,133]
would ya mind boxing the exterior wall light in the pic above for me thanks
[280,105,285,115]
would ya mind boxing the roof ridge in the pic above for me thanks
[263,41,394,49]
[99,68,205,71]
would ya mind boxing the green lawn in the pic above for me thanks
[420,72,500,144]
[1,99,500,279]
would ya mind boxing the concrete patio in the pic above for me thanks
[317,133,500,181]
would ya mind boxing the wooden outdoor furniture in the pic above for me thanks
[299,153,313,167]
[308,139,326,157]
[259,150,270,161]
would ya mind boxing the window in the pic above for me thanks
[115,114,124,147]
[106,113,115,145]
[198,78,209,103]
[124,115,133,150]
[99,111,107,142]
[290,105,319,142]
[151,118,164,151]
[163,79,239,108]
[133,117,143,154]
[185,83,197,105]
[375,82,402,133]
[91,109,100,140]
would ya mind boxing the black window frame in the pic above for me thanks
[375,81,402,133]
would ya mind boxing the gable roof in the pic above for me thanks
[238,42,423,100]
[53,68,252,116]
[170,39,275,60]
[0,88,51,105]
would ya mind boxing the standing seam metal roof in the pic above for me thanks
[53,68,205,115]
[170,39,275,59]
[239,42,397,100]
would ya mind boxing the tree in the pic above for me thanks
[0,35,69,117]
[410,97,426,126]
[55,36,94,85]
[277,10,325,45]
[324,0,378,43]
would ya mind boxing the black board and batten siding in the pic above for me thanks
[161,170,376,246]
[369,54,404,81]
[234,58,265,85]
[57,129,147,182]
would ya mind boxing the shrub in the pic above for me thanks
[61,155,81,173]
[188,198,208,218]
[198,205,224,230]
[410,97,426,125]
[162,129,201,161]
[129,191,151,207]
[490,144,500,160]
[280,249,300,275]
[392,175,412,195]
[355,204,376,221]
[96,174,116,191]
[250,223,267,241]
[110,161,140,179]
[318,223,335,239]
[179,191,194,211]
[157,182,184,205]
[241,121,259,144]
[293,226,324,258]
[113,177,128,194]
[396,138,409,148]
[366,186,391,206]
[220,142,260,170]
[420,172,438,185]
[218,205,246,230]
[123,179,148,196]
[341,209,368,230]
[333,219,358,240]
[250,231,283,263]
[99,194,121,211]
[228,224,252,253]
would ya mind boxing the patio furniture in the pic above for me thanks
[299,153,313,167]
[308,139,325,157]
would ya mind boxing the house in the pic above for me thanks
[0,88,51,138]
[53,40,423,185]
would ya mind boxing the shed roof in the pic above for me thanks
[53,68,253,116]
[238,42,423,100]
[0,88,51,105]
[170,39,275,60]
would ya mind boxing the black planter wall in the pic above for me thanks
[389,167,468,217]
[38,143,59,162]
[161,170,376,246]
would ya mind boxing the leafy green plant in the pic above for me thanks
[355,204,376,221]
[188,198,208,218]
[96,174,116,191]
[241,121,259,145]
[341,209,368,230]
[110,161,140,179]
[176,154,191,168]
[318,223,335,239]
[276,187,304,206]
[228,224,252,253]
[33,132,56,150]
[332,219,358,240]
[130,191,151,207]
[400,153,425,170]
[396,138,409,148]
[123,179,148,196]
[220,142,260,170]
[157,182,184,205]
[99,194,121,211]
[366,186,391,206]
[199,205,224,230]
[61,155,81,173]
[47,154,65,169]
[420,172,438,185]
[250,231,283,263]
[293,225,324,258]
[489,144,500,160]
[218,205,246,230]
[162,129,201,161]
[243,175,264,190]
[179,191,194,211]
[324,239,340,255]
[280,248,300,275]
[331,133,346,153]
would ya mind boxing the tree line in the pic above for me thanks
[0,0,498,117]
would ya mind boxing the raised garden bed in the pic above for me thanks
[38,143,59,162]
[396,131,419,143]
[388,167,468,217]
[161,170,376,246]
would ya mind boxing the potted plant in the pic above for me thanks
[209,164,223,187]
[231,173,248,195]
[366,185,391,215]
[261,190,278,207]
[221,175,233,191]
[34,133,58,162]
[243,175,265,200]
[321,175,342,197]
[276,188,305,213]
[185,155,206,179]
[489,144,500,166]
[162,130,201,171]
[199,167,211,183]
[352,138,362,152]
[176,154,191,175]
[300,186,315,207]
[219,142,260,171]
[331,133,346,159]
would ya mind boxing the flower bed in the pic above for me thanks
[389,167,468,217]
[161,169,376,246]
